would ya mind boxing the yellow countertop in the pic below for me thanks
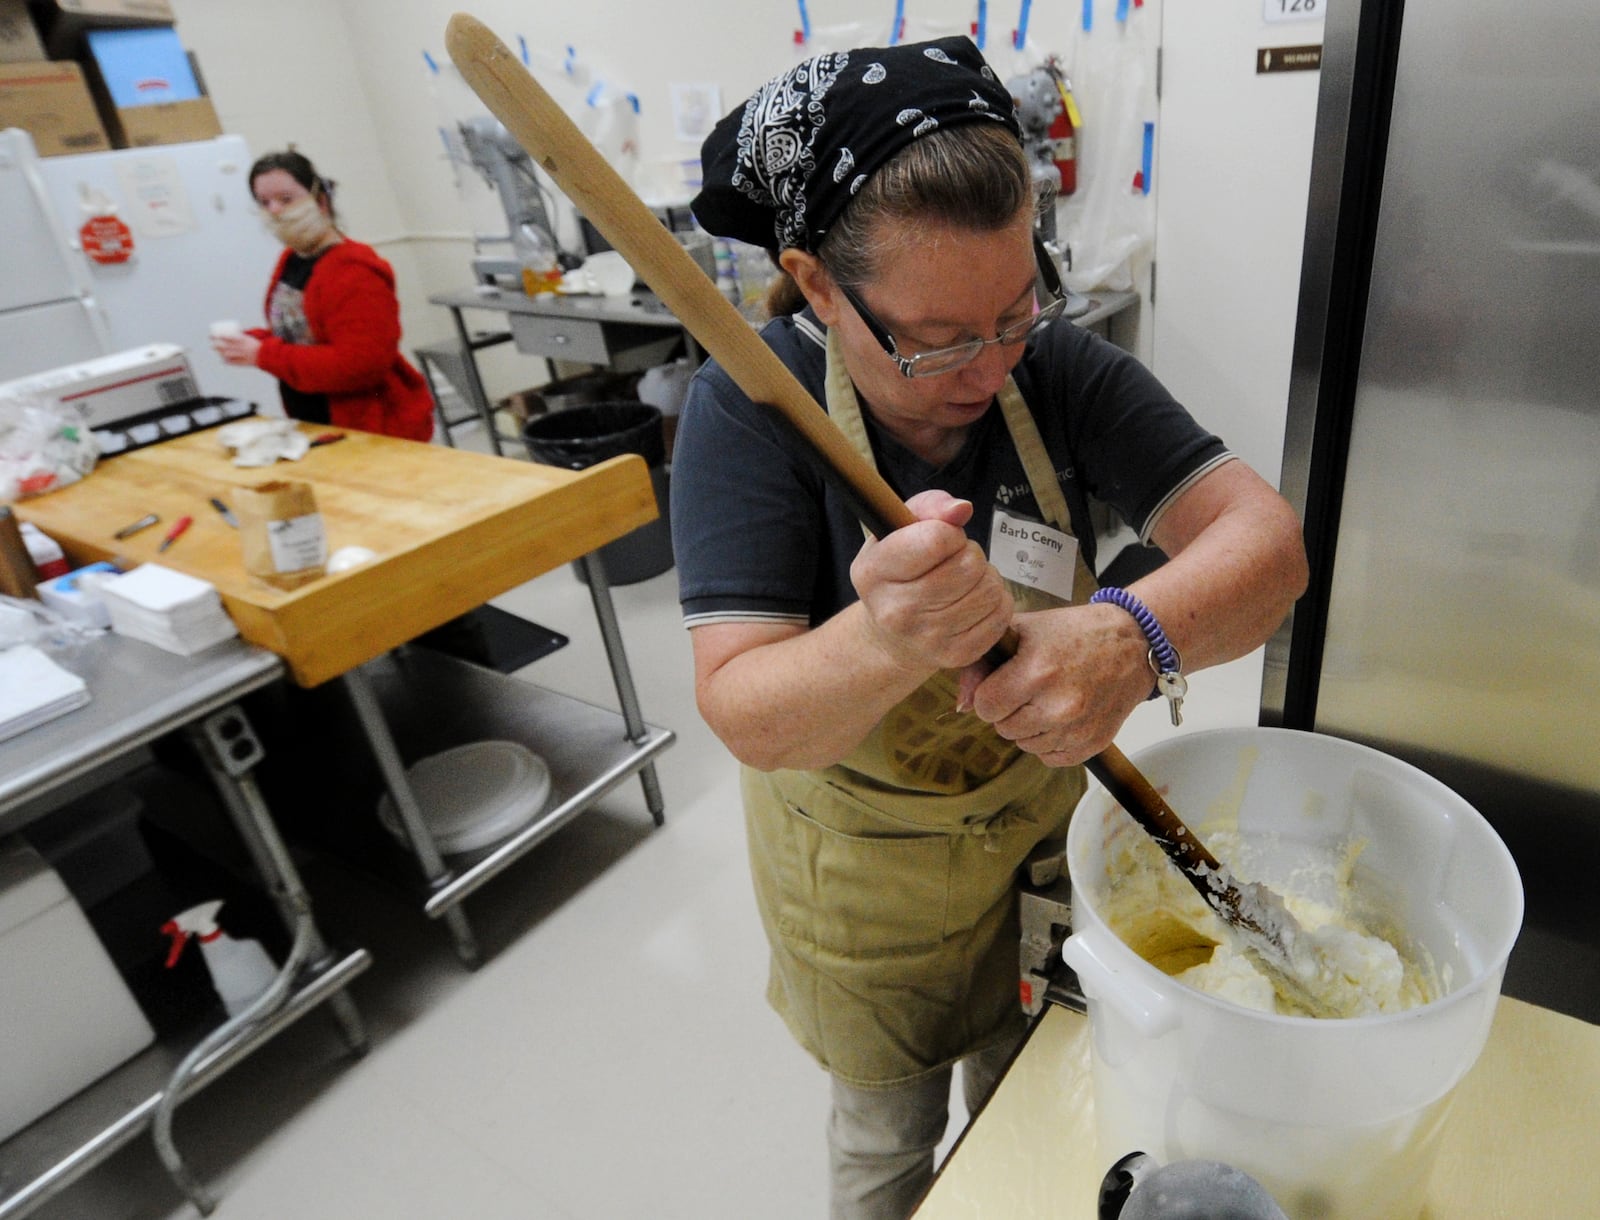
[15,426,657,686]
[915,996,1600,1218]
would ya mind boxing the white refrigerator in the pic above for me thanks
[0,128,282,406]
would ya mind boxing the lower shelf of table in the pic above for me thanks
[358,649,675,918]
[0,948,371,1219]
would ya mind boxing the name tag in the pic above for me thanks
[988,507,1079,603]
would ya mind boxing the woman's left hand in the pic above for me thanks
[959,602,1152,767]
[212,335,263,367]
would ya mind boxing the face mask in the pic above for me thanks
[265,197,334,253]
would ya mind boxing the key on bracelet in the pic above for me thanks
[1157,670,1188,726]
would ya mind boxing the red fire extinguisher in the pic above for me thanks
[1044,59,1082,197]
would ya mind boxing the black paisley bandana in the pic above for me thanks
[692,36,1020,254]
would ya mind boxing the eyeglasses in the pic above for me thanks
[836,236,1070,379]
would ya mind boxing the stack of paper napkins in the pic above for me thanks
[99,563,238,655]
[0,645,90,742]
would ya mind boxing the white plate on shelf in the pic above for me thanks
[375,740,552,855]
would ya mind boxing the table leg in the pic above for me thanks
[446,304,504,458]
[181,706,369,1052]
[578,552,665,826]
[156,704,369,1214]
[417,349,458,449]
[341,665,482,967]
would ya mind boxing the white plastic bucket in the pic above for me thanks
[1062,728,1522,1220]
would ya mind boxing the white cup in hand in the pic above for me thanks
[210,320,244,340]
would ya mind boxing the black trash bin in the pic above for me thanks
[522,402,674,585]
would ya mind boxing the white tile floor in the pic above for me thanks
[31,462,1268,1220]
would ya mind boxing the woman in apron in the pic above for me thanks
[672,37,1308,1219]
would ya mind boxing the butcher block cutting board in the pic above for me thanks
[14,426,658,686]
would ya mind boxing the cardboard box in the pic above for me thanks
[0,343,198,429]
[0,59,109,154]
[78,27,220,147]
[0,0,46,63]
[104,93,218,147]
[0,835,157,1145]
[84,24,197,106]
[31,0,175,58]
[35,0,174,17]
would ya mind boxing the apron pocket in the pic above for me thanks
[760,777,953,957]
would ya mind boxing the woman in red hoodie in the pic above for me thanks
[212,149,433,441]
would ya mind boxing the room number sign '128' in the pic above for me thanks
[1264,0,1322,22]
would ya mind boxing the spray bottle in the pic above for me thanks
[162,901,278,1018]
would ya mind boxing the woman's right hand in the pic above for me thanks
[849,489,1011,673]
[211,334,263,367]
[690,489,1009,772]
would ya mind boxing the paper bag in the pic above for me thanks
[235,480,327,589]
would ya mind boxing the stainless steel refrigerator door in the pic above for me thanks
[1278,0,1600,1022]
[1314,2,1600,795]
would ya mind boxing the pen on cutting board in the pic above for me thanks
[209,497,239,528]
[309,432,346,447]
[114,513,160,540]
[158,516,193,552]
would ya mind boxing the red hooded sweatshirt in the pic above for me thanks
[250,240,434,441]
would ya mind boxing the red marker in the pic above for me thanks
[309,432,346,447]
[158,515,193,552]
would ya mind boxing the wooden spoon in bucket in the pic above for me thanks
[444,12,1386,1018]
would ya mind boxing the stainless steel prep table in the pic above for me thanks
[15,426,674,968]
[0,634,370,1218]
[425,286,697,454]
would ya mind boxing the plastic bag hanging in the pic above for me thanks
[892,0,977,50]
[1053,13,1157,292]
[0,395,99,502]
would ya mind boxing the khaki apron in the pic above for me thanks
[743,331,1097,1087]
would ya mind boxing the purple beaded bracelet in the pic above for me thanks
[1089,587,1188,725]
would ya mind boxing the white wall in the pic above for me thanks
[167,0,1317,431]
[168,0,435,381]
[1150,5,1325,484]
[169,2,1160,369]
